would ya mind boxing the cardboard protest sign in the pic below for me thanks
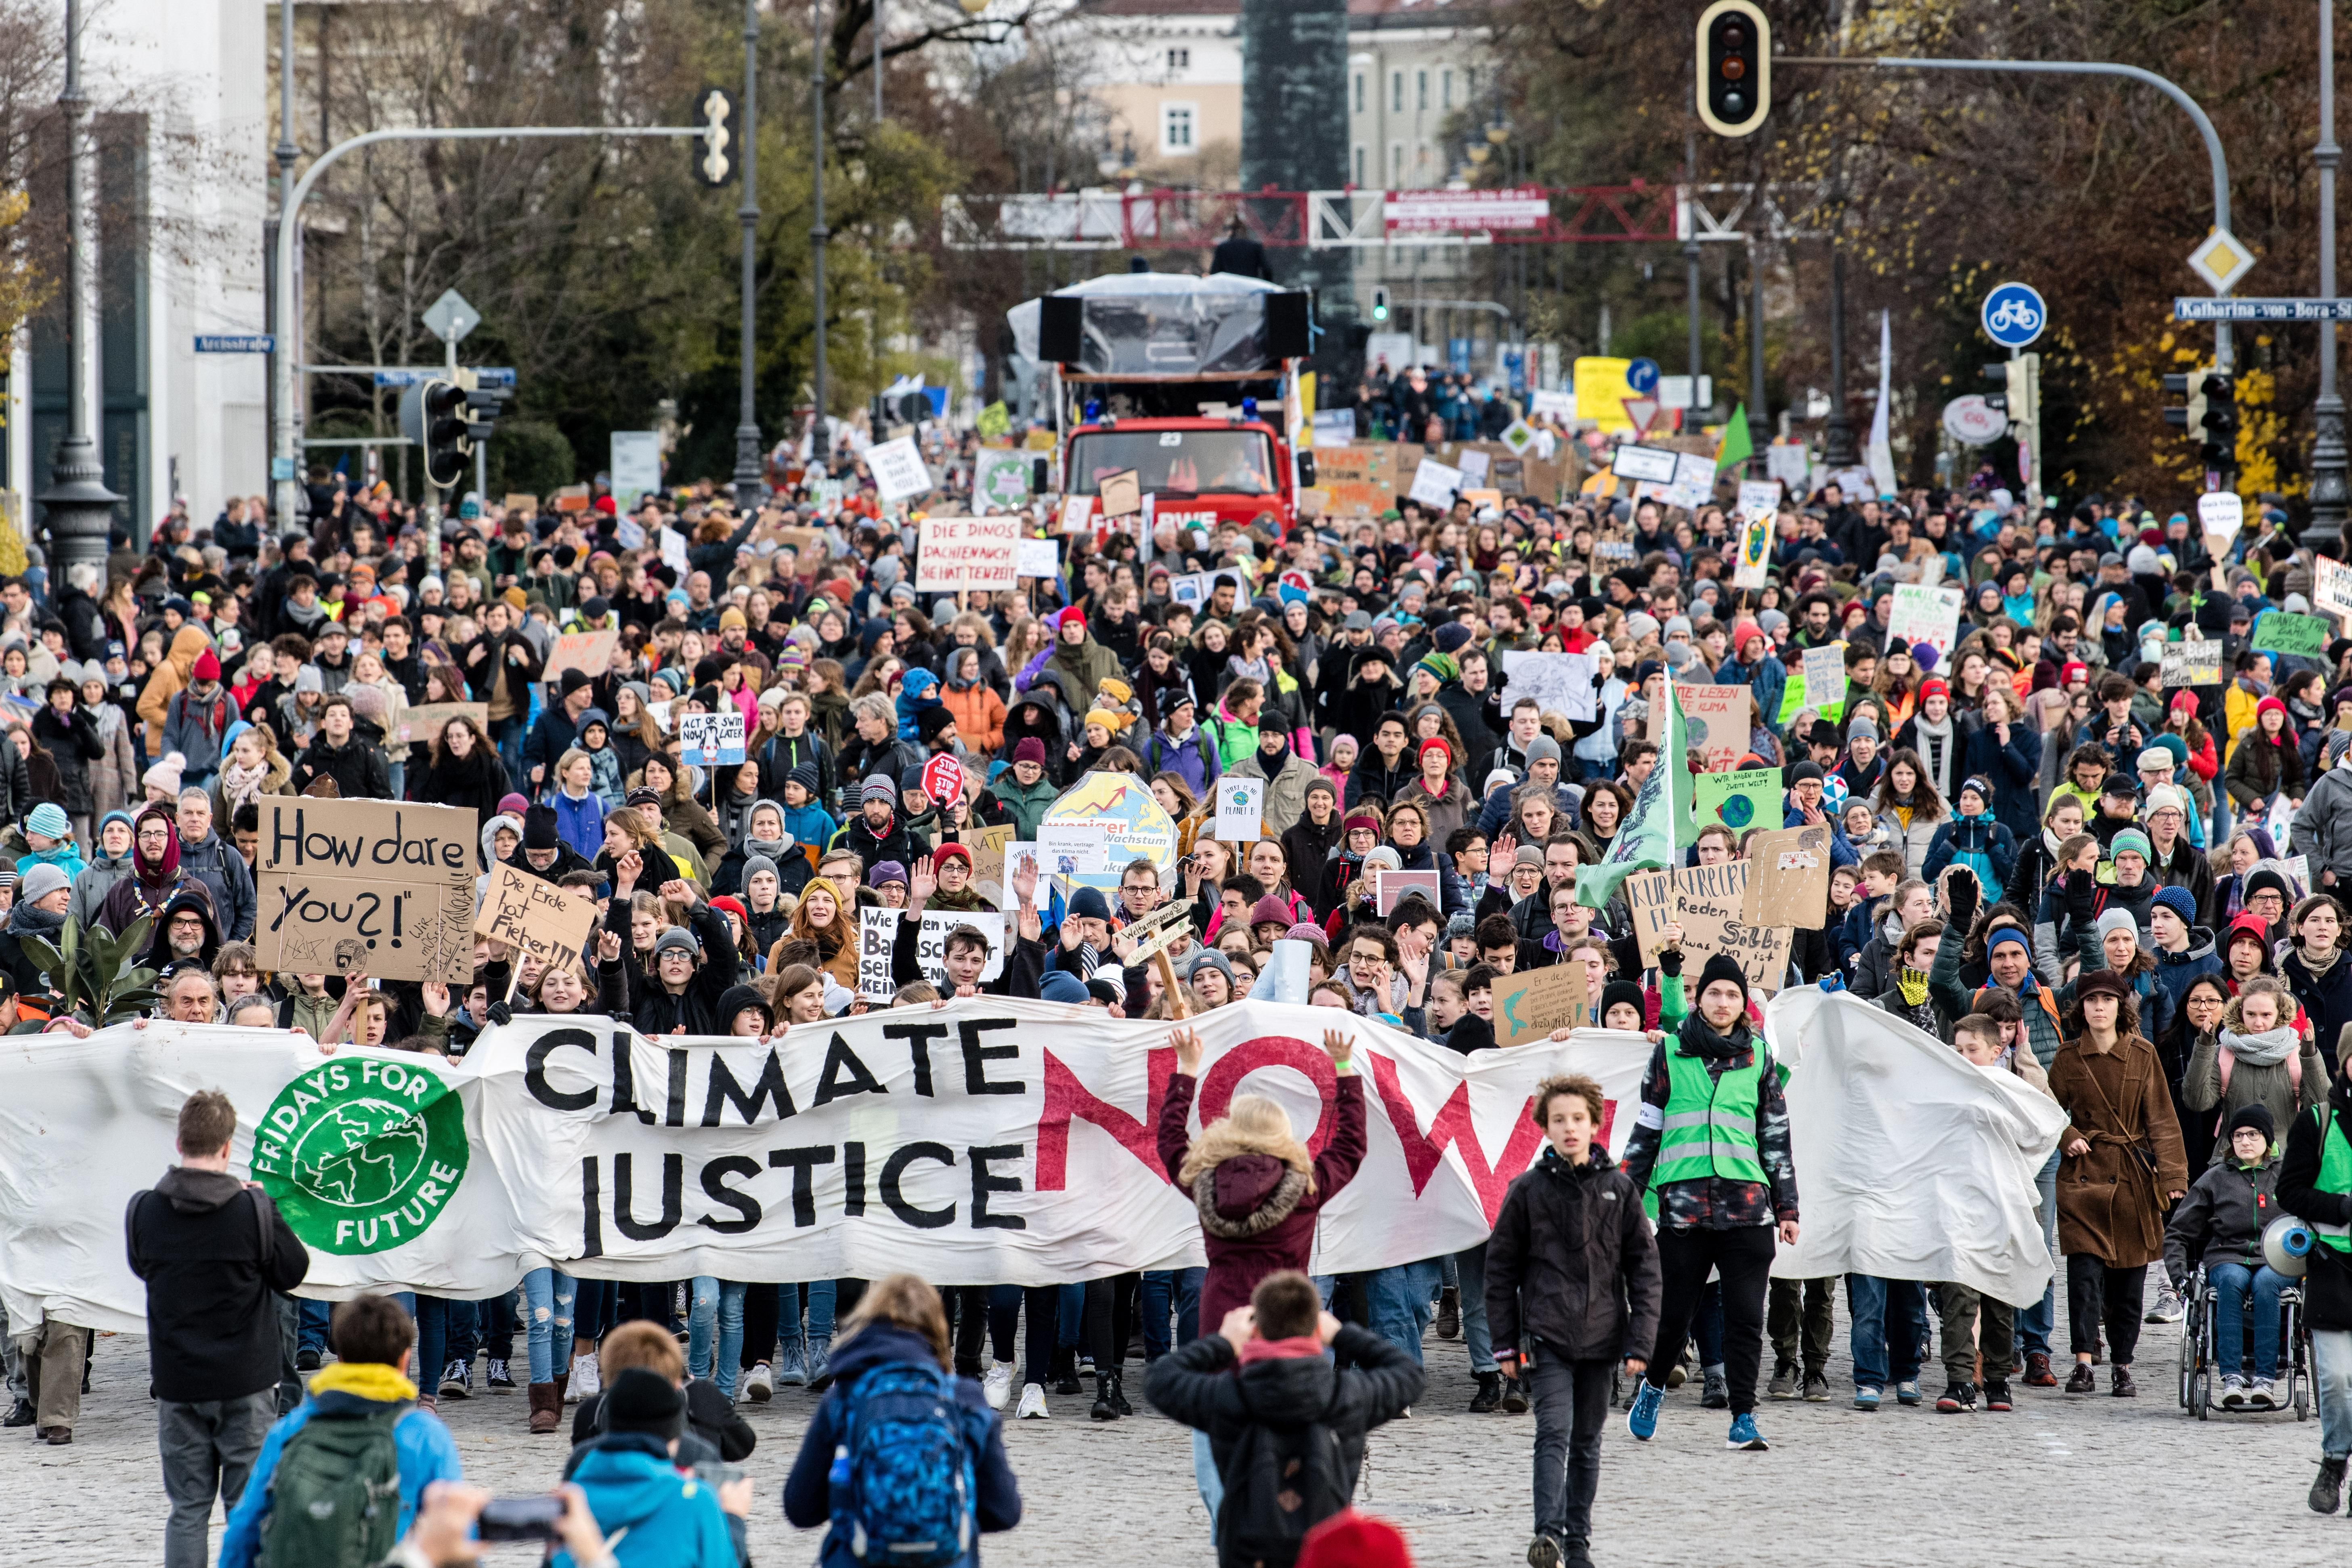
[1492,963,1591,1046]
[473,863,599,968]
[2161,641,2225,687]
[679,710,747,766]
[1743,825,1830,929]
[1801,645,1847,710]
[1668,684,1751,773]
[1375,869,1442,916]
[1215,777,1264,844]
[1886,584,1966,664]
[254,798,478,984]
[858,906,898,1000]
[773,526,830,565]
[1097,470,1141,518]
[914,515,1020,592]
[968,824,1016,901]
[1731,506,1773,589]
[2253,613,2333,658]
[395,702,489,747]
[1691,767,1781,833]
[544,629,621,682]
[554,484,592,513]
[1670,860,1794,993]
[2318,556,2352,621]
[867,435,934,503]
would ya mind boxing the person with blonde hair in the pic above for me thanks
[781,1274,1021,1568]
[774,874,859,991]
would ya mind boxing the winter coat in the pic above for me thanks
[1142,726,1221,797]
[2292,764,2352,889]
[414,745,511,824]
[1962,714,2043,829]
[1394,775,1473,846]
[2163,1153,2287,1283]
[2050,1032,2190,1267]
[1041,631,1121,707]
[162,683,240,782]
[2279,1090,2352,1330]
[1223,745,1314,838]
[219,1376,463,1568]
[551,788,606,863]
[939,681,1008,755]
[1922,813,2016,892]
[1280,813,1345,903]
[1142,1326,1421,1568]
[1344,751,1418,810]
[780,1325,1021,1568]
[2182,1029,2323,1165]
[125,1167,310,1402]
[86,701,136,821]
[1157,1069,1367,1332]
[136,625,212,753]
[2285,947,2352,1076]
[292,728,392,800]
[985,774,1059,842]
[2225,730,2303,808]
[552,1434,736,1568]
[1483,1146,1661,1364]
[178,829,257,942]
[1874,804,1944,882]
[2150,928,2222,1030]
[68,850,133,934]
[32,704,104,816]
[2147,833,2217,915]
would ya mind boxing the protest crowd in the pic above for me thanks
[12,394,2352,1568]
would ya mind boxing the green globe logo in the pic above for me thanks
[252,1057,470,1255]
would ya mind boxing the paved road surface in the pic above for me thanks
[6,1305,2344,1568]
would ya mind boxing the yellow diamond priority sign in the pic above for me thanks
[2187,229,2255,295]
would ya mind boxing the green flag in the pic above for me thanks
[1715,403,1754,473]
[1578,682,1693,909]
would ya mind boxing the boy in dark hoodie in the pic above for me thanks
[838,774,926,875]
[1486,1073,1661,1568]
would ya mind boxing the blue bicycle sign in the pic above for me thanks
[1981,282,2046,348]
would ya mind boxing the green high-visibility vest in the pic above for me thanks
[2312,1105,2352,1253]
[1644,1046,1768,1220]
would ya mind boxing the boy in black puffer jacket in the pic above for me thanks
[1485,1073,1661,1568]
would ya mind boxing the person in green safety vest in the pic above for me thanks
[2278,1051,2352,1513]
[1617,951,1799,1454]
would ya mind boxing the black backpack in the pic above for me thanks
[1215,1380,1351,1568]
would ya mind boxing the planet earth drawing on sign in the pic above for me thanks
[1718,794,1755,828]
[1683,717,1710,749]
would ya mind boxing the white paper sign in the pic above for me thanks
[1058,494,1095,534]
[1215,777,1265,844]
[678,709,746,766]
[1014,537,1060,579]
[1500,650,1595,723]
[858,906,898,1000]
[609,430,663,511]
[1530,389,1574,420]
[1886,583,1966,662]
[1457,448,1492,486]
[868,435,934,503]
[1666,451,1716,512]
[1610,445,1680,484]
[1036,821,1110,876]
[1311,409,1357,448]
[2317,556,2352,622]
[1766,441,1811,490]
[2196,490,2243,557]
[1737,479,1782,514]
[2287,854,2311,894]
[1801,644,1846,710]
[1408,458,1465,509]
[658,525,689,578]
[914,514,1020,592]
[911,909,1008,989]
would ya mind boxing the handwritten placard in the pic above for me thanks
[1492,962,1591,1046]
[472,862,599,968]
[254,798,478,983]
[914,515,1021,592]
[543,629,621,681]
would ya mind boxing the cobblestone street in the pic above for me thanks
[9,1306,2344,1568]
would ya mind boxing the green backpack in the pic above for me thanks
[257,1401,407,1568]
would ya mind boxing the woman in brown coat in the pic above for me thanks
[2049,966,2189,1397]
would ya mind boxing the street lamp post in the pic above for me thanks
[2310,0,2348,551]
[1747,237,1768,477]
[1684,132,1704,421]
[732,0,766,505]
[809,0,829,466]
[40,0,120,577]
[1822,228,1858,470]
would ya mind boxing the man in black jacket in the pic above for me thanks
[125,1089,310,1563]
[1485,1074,1661,1568]
[291,693,391,799]
[1145,1270,1422,1568]
[605,871,739,1035]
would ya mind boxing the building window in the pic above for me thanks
[1389,142,1403,184]
[1353,73,1364,114]
[1467,66,1479,99]
[1166,46,1188,71]
[1353,145,1366,186]
[1416,70,1427,110]
[1391,71,1403,112]
[1161,102,1196,154]
[1442,68,1452,108]
[1416,142,1429,170]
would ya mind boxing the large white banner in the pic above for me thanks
[0,1004,1649,1334]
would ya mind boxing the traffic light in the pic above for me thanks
[1695,0,1771,138]
[463,378,512,447]
[399,378,472,491]
[2163,365,2209,448]
[2199,369,2237,474]
[1370,285,1390,323]
[691,86,739,187]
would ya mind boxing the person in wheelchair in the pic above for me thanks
[2165,1104,2289,1409]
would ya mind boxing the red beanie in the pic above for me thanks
[191,649,222,682]
[2258,695,2289,722]
[1918,677,1949,702]
[1298,1512,1413,1568]
[932,841,972,868]
[1418,736,1451,766]
[1061,606,1087,631]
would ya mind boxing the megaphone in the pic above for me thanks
[2264,1214,2316,1278]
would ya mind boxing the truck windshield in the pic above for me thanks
[1068,428,1277,497]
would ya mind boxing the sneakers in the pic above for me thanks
[2064,1362,2097,1394]
[1700,1366,1729,1409]
[2220,1374,2248,1408]
[1502,1375,1530,1414]
[1469,1372,1502,1413]
[295,1347,321,1373]
[1526,1534,1563,1568]
[743,1362,773,1404]
[2314,1457,2348,1515]
[983,1362,1014,1411]
[777,1341,807,1387]
[2249,1377,2279,1411]
[805,1335,832,1389]
[486,1358,516,1394]
[2023,1351,2057,1387]
[1852,1385,1881,1411]
[1801,1371,1831,1402]
[1767,1362,1798,1401]
[1934,1381,1978,1413]
[1626,1378,1663,1442]
[1436,1286,1461,1340]
[1016,1382,1049,1419]
[438,1359,472,1400]
[1726,1412,1769,1450]
[1663,1361,1687,1390]
[2110,1364,2137,1398]
[1983,1379,2012,1412]
[1894,1380,1922,1407]
[2146,1284,2185,1323]
[569,1352,599,1404]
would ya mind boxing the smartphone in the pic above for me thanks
[694,1461,746,1491]
[476,1495,565,1543]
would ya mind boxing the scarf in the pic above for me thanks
[2220,1024,2300,1072]
[2303,944,2344,980]
[1911,710,1955,799]
[220,757,271,814]
[1678,1014,1751,1063]
[8,900,64,940]
[1897,966,1930,1006]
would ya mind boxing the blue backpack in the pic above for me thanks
[826,1362,983,1566]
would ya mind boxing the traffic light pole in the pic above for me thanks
[270,124,710,538]
[732,0,766,507]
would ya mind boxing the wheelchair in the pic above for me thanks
[2176,1262,2311,1421]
